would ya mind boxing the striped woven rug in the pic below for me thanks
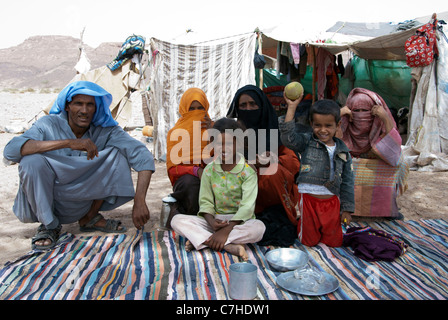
[0,219,447,300]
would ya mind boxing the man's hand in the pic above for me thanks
[21,138,99,160]
[132,198,150,230]
[69,139,99,160]
[132,170,153,229]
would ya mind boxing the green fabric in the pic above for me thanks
[338,56,412,110]
[257,56,412,111]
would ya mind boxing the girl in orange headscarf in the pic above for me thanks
[166,88,213,221]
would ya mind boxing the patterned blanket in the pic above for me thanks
[0,219,447,300]
[352,156,410,217]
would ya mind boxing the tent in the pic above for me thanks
[402,22,448,171]
[40,12,448,172]
[258,18,417,105]
[257,12,448,171]
[146,33,257,159]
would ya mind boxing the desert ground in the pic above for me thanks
[0,91,447,267]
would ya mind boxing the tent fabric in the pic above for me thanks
[43,59,140,129]
[326,21,397,38]
[338,56,412,111]
[148,34,257,159]
[403,27,448,171]
[261,12,448,61]
[348,28,418,61]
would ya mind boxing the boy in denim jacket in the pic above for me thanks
[279,96,354,247]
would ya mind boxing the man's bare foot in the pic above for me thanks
[185,240,195,252]
[224,244,248,261]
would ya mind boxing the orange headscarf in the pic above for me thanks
[166,88,211,171]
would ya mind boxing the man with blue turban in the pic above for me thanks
[4,81,155,250]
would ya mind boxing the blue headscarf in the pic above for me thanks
[49,81,118,127]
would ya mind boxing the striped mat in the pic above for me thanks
[310,219,448,300]
[0,219,447,300]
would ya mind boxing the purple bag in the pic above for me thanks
[343,227,408,262]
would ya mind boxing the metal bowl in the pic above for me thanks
[265,248,309,272]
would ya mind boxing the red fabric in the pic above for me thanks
[167,165,197,186]
[405,19,438,68]
[341,88,396,157]
[255,146,300,225]
[298,194,343,247]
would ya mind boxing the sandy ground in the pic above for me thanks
[0,92,447,267]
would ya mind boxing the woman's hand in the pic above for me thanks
[371,105,387,120]
[371,105,394,134]
[201,114,212,129]
[340,106,353,122]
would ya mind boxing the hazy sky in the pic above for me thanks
[2,0,448,49]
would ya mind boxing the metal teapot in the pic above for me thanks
[160,195,177,230]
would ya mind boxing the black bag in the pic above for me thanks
[254,42,266,69]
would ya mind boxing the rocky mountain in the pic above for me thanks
[0,35,122,89]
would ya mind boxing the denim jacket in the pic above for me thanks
[279,118,355,213]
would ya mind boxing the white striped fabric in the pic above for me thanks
[148,34,257,159]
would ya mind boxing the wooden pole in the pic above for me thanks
[258,32,263,89]
[311,45,317,104]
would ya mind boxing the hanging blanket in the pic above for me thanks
[0,219,447,300]
[148,34,256,159]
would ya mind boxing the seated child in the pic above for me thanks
[279,96,355,247]
[170,118,266,260]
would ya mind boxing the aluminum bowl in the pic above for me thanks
[265,248,309,272]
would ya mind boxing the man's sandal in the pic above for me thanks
[79,214,127,233]
[31,224,62,250]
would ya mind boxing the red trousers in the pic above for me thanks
[297,193,343,247]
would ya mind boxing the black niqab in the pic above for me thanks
[227,85,282,159]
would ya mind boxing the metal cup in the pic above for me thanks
[228,263,258,300]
